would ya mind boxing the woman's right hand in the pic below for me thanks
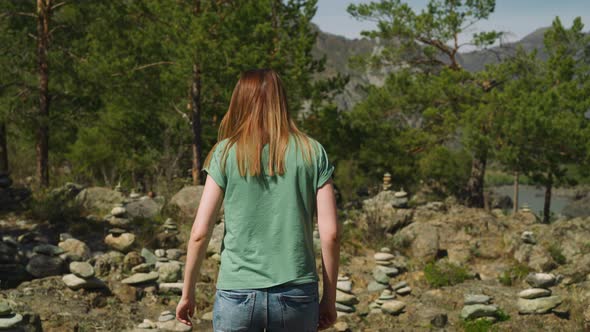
[318,297,337,330]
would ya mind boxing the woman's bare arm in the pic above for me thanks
[180,175,224,299]
[316,179,340,303]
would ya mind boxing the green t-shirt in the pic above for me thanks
[203,134,334,290]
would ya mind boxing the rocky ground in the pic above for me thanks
[1,183,590,331]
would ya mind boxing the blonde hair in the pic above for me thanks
[203,69,313,177]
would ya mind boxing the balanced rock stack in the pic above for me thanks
[0,236,27,287]
[62,261,107,290]
[104,204,136,253]
[367,248,405,292]
[0,299,23,331]
[368,289,406,316]
[517,273,563,314]
[392,188,409,209]
[460,294,503,323]
[155,219,181,249]
[25,244,64,278]
[335,274,358,316]
[134,310,192,332]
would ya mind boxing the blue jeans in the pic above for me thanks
[212,281,319,332]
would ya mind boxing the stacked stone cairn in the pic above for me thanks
[0,299,23,331]
[367,248,410,316]
[134,310,191,332]
[460,294,503,323]
[25,244,65,278]
[104,204,136,253]
[392,188,408,208]
[335,274,358,316]
[517,273,563,315]
[63,261,107,290]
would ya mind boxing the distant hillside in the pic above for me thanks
[312,26,552,110]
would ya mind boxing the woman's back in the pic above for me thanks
[205,134,334,290]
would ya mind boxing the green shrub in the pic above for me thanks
[498,263,531,286]
[424,261,472,288]
[26,189,84,225]
[461,309,510,332]
[547,244,567,265]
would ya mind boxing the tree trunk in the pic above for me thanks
[513,171,519,214]
[190,0,203,185]
[0,122,8,176]
[543,173,552,223]
[465,150,487,208]
[36,0,51,188]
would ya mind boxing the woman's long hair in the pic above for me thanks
[203,69,313,177]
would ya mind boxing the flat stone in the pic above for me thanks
[108,216,130,228]
[337,275,349,281]
[157,319,192,331]
[109,228,126,235]
[464,294,492,305]
[372,266,397,284]
[69,261,95,278]
[379,293,395,300]
[381,300,405,315]
[336,280,352,293]
[380,247,391,253]
[335,302,355,313]
[155,249,166,257]
[62,274,106,290]
[122,272,159,285]
[158,313,175,322]
[517,296,562,314]
[375,260,393,266]
[111,206,127,217]
[166,249,183,260]
[526,273,557,288]
[391,281,408,290]
[369,302,381,309]
[0,313,22,329]
[521,231,537,244]
[158,283,183,295]
[334,321,349,332]
[33,244,64,256]
[336,290,359,306]
[519,288,552,299]
[132,263,152,273]
[460,304,499,320]
[374,252,395,261]
[396,286,411,295]
[367,281,389,292]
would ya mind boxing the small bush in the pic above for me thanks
[26,189,84,225]
[547,244,567,265]
[461,309,510,332]
[424,261,472,288]
[498,263,531,286]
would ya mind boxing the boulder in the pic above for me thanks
[156,261,182,283]
[360,191,413,233]
[25,254,64,278]
[168,186,204,220]
[69,261,95,278]
[104,233,135,253]
[123,251,144,271]
[207,222,225,255]
[381,300,406,315]
[393,222,440,262]
[75,187,124,213]
[58,238,91,261]
[110,281,139,303]
[125,197,162,219]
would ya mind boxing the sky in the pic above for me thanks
[313,0,590,47]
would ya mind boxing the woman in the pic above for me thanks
[176,69,340,331]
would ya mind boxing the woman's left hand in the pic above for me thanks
[176,295,196,326]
